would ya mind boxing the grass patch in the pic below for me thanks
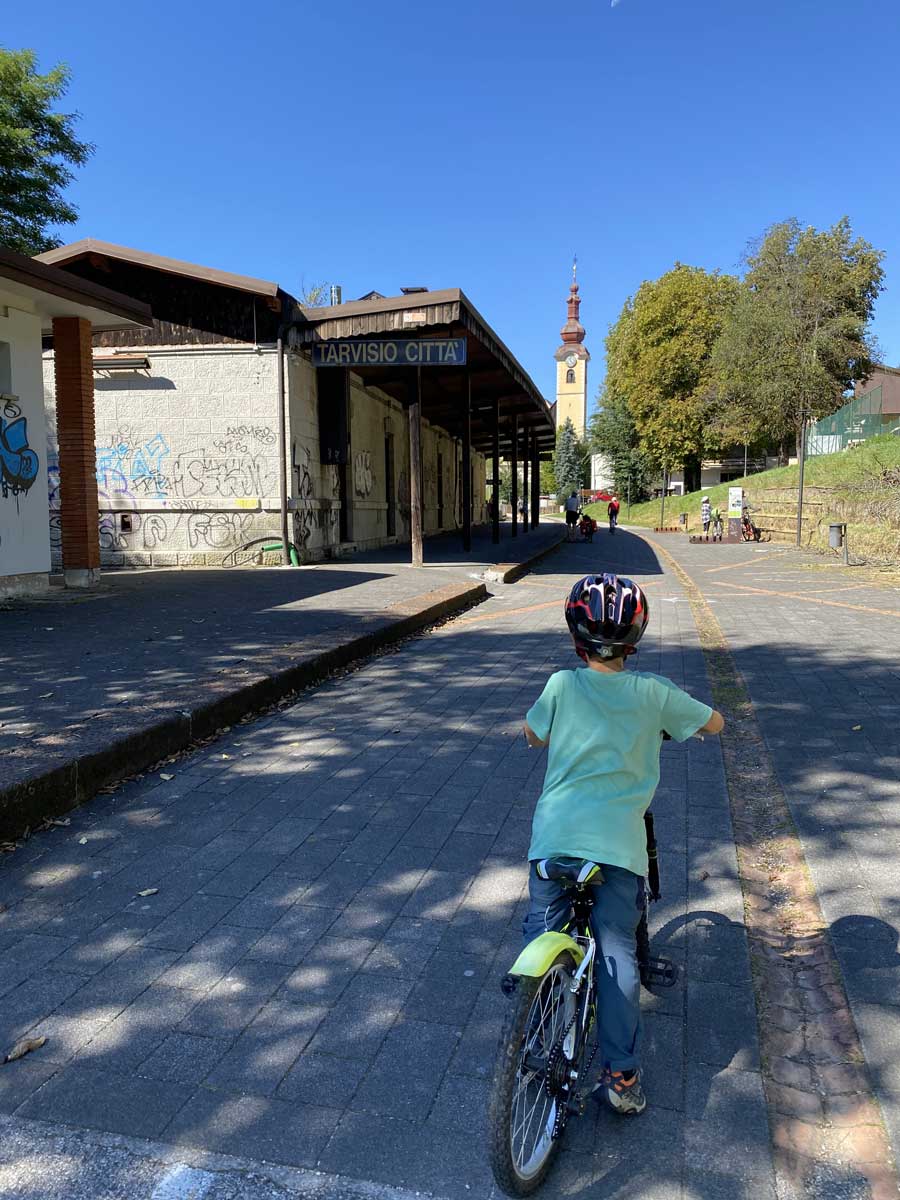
[584,435,900,564]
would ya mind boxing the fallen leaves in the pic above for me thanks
[135,888,159,898]
[852,725,862,731]
[4,1036,47,1064]
[159,773,174,781]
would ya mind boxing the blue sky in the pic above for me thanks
[6,0,900,410]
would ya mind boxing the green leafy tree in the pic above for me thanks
[0,48,92,255]
[553,417,587,498]
[711,218,885,460]
[539,458,556,495]
[588,392,652,501]
[605,264,739,490]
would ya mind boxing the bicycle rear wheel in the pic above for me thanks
[487,952,576,1196]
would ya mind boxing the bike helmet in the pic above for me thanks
[564,573,650,662]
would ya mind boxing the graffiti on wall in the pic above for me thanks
[1,397,39,502]
[96,429,170,499]
[91,429,277,502]
[353,451,374,498]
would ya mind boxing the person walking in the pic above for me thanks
[607,494,620,535]
[564,490,580,542]
[700,496,711,535]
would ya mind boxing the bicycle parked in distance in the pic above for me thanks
[487,811,676,1196]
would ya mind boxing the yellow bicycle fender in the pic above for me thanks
[508,932,585,978]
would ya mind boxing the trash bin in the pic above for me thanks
[829,523,845,549]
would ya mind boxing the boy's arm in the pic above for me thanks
[700,709,725,735]
[523,721,548,748]
[524,673,558,749]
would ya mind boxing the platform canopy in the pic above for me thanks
[293,288,555,456]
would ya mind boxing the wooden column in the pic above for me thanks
[521,426,530,534]
[53,317,101,587]
[409,367,423,568]
[491,394,500,545]
[531,442,541,526]
[462,370,472,552]
[510,414,518,539]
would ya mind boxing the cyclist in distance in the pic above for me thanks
[522,574,724,1114]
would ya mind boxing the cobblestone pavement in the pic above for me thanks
[0,532,774,1198]
[646,532,900,1197]
[0,523,558,779]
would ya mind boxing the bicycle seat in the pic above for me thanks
[534,857,603,886]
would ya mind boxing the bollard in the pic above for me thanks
[829,522,850,565]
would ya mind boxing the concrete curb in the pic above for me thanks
[482,531,565,583]
[0,580,486,843]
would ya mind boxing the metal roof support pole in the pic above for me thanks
[510,414,518,539]
[521,425,530,534]
[491,394,500,545]
[275,335,291,566]
[409,366,424,568]
[531,440,540,527]
[462,369,472,553]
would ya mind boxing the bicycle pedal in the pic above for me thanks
[640,956,679,990]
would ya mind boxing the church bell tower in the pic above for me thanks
[554,259,590,437]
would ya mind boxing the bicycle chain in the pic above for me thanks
[543,1009,578,1140]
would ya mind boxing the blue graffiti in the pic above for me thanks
[96,431,170,499]
[1,398,39,500]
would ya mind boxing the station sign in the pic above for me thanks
[312,338,467,368]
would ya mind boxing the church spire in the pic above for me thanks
[560,259,586,345]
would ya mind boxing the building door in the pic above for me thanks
[437,452,444,528]
[384,434,396,537]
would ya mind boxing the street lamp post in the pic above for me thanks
[795,409,811,548]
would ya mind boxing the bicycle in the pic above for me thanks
[487,812,676,1196]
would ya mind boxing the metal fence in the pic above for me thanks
[808,385,883,456]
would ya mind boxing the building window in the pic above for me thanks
[566,368,575,384]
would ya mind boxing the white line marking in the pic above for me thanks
[151,1165,217,1200]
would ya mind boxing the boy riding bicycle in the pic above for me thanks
[522,574,724,1114]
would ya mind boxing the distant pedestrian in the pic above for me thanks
[564,491,580,542]
[711,504,723,542]
[700,496,711,535]
[607,495,620,535]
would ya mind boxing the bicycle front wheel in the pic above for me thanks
[487,952,576,1196]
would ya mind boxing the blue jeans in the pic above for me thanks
[522,862,644,1073]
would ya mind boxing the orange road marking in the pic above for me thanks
[704,559,760,575]
[448,598,561,627]
[712,579,900,619]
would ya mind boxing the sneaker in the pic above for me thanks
[596,1069,647,1115]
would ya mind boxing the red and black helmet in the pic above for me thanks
[564,573,650,662]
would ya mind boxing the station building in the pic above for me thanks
[38,240,554,570]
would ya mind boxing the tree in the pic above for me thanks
[712,218,885,460]
[296,281,332,307]
[0,48,93,255]
[605,264,739,490]
[539,458,556,495]
[553,417,587,497]
[588,392,652,501]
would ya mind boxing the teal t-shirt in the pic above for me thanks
[525,668,713,877]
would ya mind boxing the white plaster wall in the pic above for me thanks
[287,353,486,559]
[0,304,50,586]
[44,345,282,567]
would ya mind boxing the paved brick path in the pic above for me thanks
[647,533,900,1198]
[0,532,774,1198]
[0,524,558,804]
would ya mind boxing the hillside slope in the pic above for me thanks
[585,436,900,563]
